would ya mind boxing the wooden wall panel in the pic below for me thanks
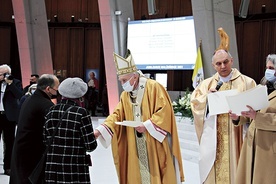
[267,20,276,52]
[45,0,52,20]
[172,0,182,17]
[249,0,275,14]
[45,0,100,23]
[232,0,241,16]
[157,0,168,17]
[133,0,193,20]
[239,21,262,82]
[56,0,80,22]
[167,70,193,91]
[160,0,173,17]
[236,18,276,84]
[2,0,276,90]
[87,0,100,23]
[235,22,242,61]
[0,0,13,22]
[68,28,84,77]
[260,19,276,72]
[84,28,101,70]
[233,0,276,16]
[0,27,11,64]
[52,28,69,70]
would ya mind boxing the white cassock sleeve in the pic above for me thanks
[144,119,167,143]
[96,124,113,148]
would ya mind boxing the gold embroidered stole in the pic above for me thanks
[131,77,151,184]
[214,83,231,184]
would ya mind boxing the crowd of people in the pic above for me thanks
[0,42,275,183]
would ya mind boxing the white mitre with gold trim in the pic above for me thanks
[113,50,137,76]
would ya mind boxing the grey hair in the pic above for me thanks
[37,74,57,90]
[0,64,11,73]
[266,54,276,68]
[212,49,232,63]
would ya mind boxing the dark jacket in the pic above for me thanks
[2,78,22,122]
[10,89,54,184]
[44,99,97,183]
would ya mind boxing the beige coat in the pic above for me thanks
[236,90,276,184]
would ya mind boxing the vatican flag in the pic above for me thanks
[192,45,204,89]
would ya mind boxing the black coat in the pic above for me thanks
[10,89,54,184]
[44,99,97,183]
[2,78,22,122]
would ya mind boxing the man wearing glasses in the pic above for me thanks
[191,49,256,184]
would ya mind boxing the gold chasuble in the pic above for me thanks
[103,77,184,184]
[191,69,256,184]
[214,83,230,183]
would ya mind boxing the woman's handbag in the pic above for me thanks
[28,107,73,184]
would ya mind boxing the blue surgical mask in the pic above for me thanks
[122,76,135,92]
[265,69,276,82]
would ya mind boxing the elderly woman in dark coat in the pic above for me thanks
[44,77,97,183]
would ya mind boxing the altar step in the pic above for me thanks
[176,117,199,164]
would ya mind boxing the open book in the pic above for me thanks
[207,85,269,116]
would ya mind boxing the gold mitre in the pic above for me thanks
[113,49,137,76]
[216,27,230,52]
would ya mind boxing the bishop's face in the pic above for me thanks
[118,73,138,92]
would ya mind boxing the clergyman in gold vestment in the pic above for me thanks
[94,50,185,184]
[191,50,256,184]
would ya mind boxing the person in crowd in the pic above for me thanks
[191,48,256,184]
[87,71,99,116]
[94,50,184,184]
[101,83,109,116]
[19,83,37,108]
[22,74,39,95]
[0,64,22,176]
[44,77,97,183]
[229,54,276,184]
[10,74,60,184]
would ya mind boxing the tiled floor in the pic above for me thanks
[0,117,200,184]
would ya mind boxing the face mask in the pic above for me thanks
[265,69,276,82]
[122,76,135,92]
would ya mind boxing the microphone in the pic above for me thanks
[215,81,223,91]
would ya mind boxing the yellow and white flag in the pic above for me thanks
[192,45,204,89]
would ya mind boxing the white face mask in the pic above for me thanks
[122,76,135,92]
[265,69,276,82]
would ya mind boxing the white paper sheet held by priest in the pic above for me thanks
[207,89,238,116]
[226,85,269,115]
[115,121,143,127]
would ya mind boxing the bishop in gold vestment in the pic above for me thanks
[94,50,184,184]
[191,50,256,184]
